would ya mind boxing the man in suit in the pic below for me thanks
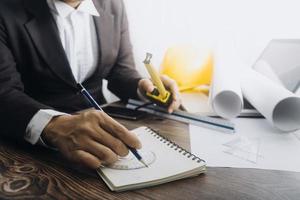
[0,0,181,169]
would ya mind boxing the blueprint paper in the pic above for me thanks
[241,68,300,132]
[190,118,300,172]
[253,60,283,85]
[208,39,300,132]
[209,42,243,119]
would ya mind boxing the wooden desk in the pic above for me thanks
[1,113,300,200]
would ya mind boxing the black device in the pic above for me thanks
[102,106,147,120]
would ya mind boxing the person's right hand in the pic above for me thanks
[42,110,142,169]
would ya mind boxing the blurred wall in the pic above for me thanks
[125,0,300,71]
[104,0,300,102]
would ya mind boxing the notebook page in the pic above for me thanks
[99,127,204,187]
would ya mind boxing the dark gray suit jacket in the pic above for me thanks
[0,0,142,141]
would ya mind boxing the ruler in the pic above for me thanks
[126,99,235,134]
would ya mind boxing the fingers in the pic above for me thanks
[66,138,118,166]
[96,112,142,149]
[92,126,129,157]
[62,134,119,168]
[49,111,142,170]
[138,76,182,113]
[70,150,102,169]
[138,78,155,93]
[83,139,118,165]
[160,75,182,113]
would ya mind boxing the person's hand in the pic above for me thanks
[138,75,182,113]
[42,110,142,169]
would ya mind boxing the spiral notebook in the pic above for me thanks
[97,127,206,192]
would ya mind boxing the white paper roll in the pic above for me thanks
[209,43,243,119]
[253,60,283,85]
[241,68,300,132]
[296,87,300,96]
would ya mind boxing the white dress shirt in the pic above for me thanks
[25,0,100,145]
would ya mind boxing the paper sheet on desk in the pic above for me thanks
[190,118,300,172]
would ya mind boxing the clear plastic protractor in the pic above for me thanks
[108,151,156,170]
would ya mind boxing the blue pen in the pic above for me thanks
[77,83,148,168]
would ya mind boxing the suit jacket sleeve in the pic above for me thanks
[0,17,52,141]
[106,0,142,100]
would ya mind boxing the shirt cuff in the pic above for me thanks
[25,109,67,145]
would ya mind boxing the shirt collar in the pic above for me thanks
[47,0,100,18]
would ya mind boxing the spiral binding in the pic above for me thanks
[145,127,205,164]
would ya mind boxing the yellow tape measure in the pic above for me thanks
[143,53,173,107]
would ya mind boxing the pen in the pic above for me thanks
[77,83,148,168]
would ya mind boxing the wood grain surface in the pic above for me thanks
[0,110,300,200]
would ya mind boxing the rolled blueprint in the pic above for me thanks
[209,43,243,119]
[253,60,283,85]
[241,68,300,132]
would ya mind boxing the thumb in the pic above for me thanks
[138,79,155,93]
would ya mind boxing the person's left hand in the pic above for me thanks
[138,75,182,113]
